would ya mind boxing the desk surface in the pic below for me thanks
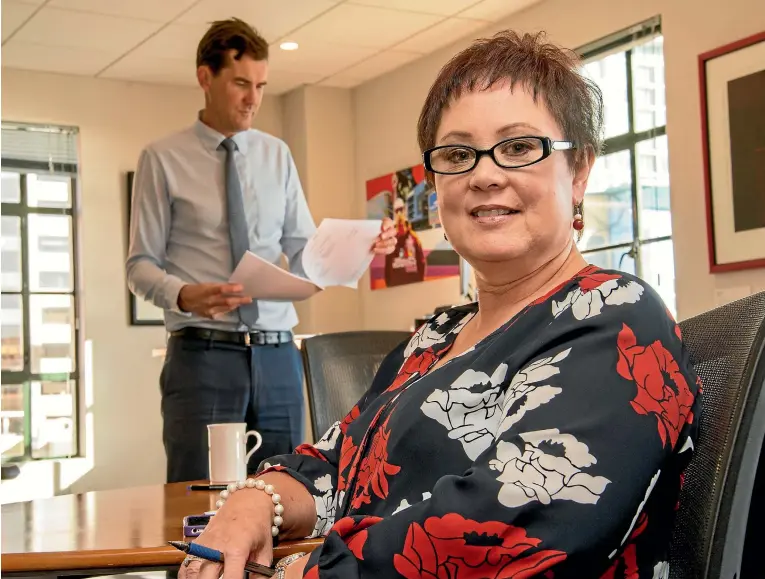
[1,482,320,574]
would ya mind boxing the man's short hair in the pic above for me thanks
[196,17,269,75]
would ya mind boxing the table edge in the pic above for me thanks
[1,539,323,572]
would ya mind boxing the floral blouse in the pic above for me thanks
[259,266,702,578]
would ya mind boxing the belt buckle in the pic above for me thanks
[244,332,251,346]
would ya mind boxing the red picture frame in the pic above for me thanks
[699,30,765,273]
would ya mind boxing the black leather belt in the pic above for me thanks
[171,327,293,346]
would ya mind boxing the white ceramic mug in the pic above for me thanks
[207,423,263,484]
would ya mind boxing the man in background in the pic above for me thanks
[126,18,395,483]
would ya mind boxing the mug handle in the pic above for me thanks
[245,430,263,463]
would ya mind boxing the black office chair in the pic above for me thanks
[669,291,765,579]
[301,330,413,441]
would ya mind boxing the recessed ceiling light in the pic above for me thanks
[280,41,299,51]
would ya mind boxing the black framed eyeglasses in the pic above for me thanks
[423,136,576,175]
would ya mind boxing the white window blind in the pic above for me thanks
[1,121,79,169]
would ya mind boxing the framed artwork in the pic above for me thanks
[126,171,165,326]
[699,30,765,272]
[365,163,459,290]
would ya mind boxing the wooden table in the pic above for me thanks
[1,482,321,577]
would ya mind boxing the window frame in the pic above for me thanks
[1,157,82,462]
[576,17,672,281]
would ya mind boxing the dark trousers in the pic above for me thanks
[159,335,304,484]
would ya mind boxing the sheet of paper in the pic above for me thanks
[229,251,321,302]
[303,218,382,289]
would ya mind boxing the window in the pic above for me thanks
[38,235,70,253]
[577,17,676,316]
[1,121,80,462]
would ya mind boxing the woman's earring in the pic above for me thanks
[443,232,448,241]
[573,203,584,231]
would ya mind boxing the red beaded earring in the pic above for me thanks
[573,203,584,231]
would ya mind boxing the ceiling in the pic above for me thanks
[1,0,542,94]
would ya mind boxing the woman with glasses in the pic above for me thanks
[180,30,701,579]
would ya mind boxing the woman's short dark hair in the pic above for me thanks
[196,18,269,75]
[417,30,604,173]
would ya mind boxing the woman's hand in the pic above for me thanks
[178,473,318,579]
[178,488,276,579]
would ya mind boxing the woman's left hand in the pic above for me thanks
[372,218,396,255]
[281,554,310,579]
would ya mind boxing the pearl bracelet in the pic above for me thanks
[215,478,285,538]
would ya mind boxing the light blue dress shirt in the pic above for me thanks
[126,118,316,332]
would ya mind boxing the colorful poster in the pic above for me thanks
[366,164,460,290]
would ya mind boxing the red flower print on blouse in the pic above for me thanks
[330,516,383,559]
[387,345,448,393]
[350,417,401,509]
[599,513,647,579]
[393,513,567,579]
[303,565,319,579]
[616,324,695,449]
[529,266,615,308]
[294,444,330,463]
[338,435,358,492]
[576,266,622,292]
[340,405,361,435]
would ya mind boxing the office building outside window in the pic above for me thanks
[1,122,81,462]
[577,17,676,316]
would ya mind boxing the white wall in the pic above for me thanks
[352,0,765,328]
[0,69,283,500]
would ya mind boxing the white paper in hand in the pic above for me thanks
[229,253,321,302]
[302,218,382,289]
[229,218,382,301]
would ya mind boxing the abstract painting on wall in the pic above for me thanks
[365,163,459,290]
[700,30,765,272]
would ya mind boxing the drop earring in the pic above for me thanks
[573,203,584,231]
[443,232,448,241]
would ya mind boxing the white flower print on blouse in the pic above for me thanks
[489,428,611,508]
[552,277,644,321]
[392,491,432,515]
[313,421,341,451]
[403,312,451,358]
[333,490,346,519]
[496,348,570,437]
[420,364,507,460]
[310,474,336,538]
[653,561,669,579]
[678,436,694,454]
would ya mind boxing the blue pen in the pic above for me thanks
[168,540,275,577]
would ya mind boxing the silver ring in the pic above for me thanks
[275,553,307,569]
[183,555,204,567]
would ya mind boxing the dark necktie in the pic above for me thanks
[219,138,259,328]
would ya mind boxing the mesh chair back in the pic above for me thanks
[670,292,765,579]
[301,331,412,441]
